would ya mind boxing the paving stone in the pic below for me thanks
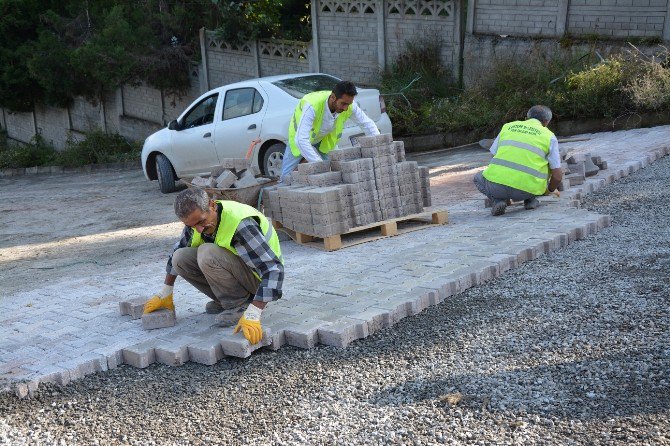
[329,146,362,161]
[215,170,237,189]
[298,160,331,175]
[233,170,258,189]
[187,331,225,365]
[142,309,176,330]
[317,318,369,348]
[154,337,193,366]
[220,329,272,358]
[284,320,331,349]
[119,297,145,320]
[106,350,124,370]
[122,341,157,368]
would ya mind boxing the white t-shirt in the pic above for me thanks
[295,98,380,162]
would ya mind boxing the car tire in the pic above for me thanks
[155,153,178,194]
[262,142,286,177]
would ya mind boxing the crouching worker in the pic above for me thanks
[144,188,284,345]
[474,105,563,216]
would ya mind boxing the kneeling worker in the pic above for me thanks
[143,188,284,345]
[474,105,563,216]
[280,80,380,182]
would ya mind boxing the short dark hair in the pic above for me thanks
[332,81,357,98]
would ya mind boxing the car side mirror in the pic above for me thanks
[168,119,181,131]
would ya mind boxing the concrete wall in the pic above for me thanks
[4,111,35,144]
[313,0,460,85]
[474,0,560,36]
[201,33,313,90]
[0,64,201,149]
[567,1,669,38]
[467,0,670,40]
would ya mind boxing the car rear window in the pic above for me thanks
[272,75,340,99]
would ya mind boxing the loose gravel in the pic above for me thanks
[1,156,669,446]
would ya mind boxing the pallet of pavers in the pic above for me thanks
[262,134,448,251]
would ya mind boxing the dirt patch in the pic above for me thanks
[0,170,181,295]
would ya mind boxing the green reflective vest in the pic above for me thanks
[190,200,283,279]
[482,118,554,196]
[288,90,354,157]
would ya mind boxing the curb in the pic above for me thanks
[0,160,141,178]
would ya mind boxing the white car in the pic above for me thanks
[141,73,393,193]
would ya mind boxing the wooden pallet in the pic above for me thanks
[273,208,448,251]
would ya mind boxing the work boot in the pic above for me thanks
[524,197,540,210]
[205,300,224,314]
[214,306,246,327]
[491,200,507,216]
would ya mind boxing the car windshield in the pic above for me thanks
[272,75,341,99]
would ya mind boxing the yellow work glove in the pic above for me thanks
[233,304,263,344]
[143,285,175,314]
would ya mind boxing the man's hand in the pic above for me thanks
[143,284,175,314]
[544,188,560,198]
[233,303,263,344]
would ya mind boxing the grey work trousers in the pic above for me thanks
[473,171,536,202]
[172,244,259,310]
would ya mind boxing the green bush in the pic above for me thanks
[0,130,139,169]
[382,44,670,139]
[58,131,139,167]
[0,135,58,169]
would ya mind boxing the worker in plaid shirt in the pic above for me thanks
[143,188,284,345]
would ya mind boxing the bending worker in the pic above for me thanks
[474,105,563,216]
[279,80,380,182]
[143,188,284,345]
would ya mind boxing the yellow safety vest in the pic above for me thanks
[482,118,553,196]
[190,200,283,279]
[288,90,354,157]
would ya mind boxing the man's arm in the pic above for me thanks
[295,105,324,162]
[489,135,500,155]
[546,136,563,192]
[350,102,380,136]
[232,218,284,310]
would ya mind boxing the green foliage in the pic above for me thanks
[212,0,311,44]
[0,130,139,169]
[383,43,670,138]
[0,0,222,111]
[380,36,457,135]
[0,135,58,169]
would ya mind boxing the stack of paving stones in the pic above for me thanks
[190,158,263,189]
[262,134,432,238]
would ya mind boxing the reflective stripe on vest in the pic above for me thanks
[190,200,283,280]
[482,119,554,196]
[489,158,548,179]
[288,90,354,157]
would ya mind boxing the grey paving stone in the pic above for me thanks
[187,331,225,365]
[142,309,176,330]
[122,341,157,369]
[220,329,272,358]
[317,317,369,348]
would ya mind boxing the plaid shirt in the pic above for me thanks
[166,204,283,303]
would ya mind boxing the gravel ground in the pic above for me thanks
[1,155,669,445]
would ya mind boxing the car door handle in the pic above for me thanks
[203,132,211,138]
[247,124,256,130]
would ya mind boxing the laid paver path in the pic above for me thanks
[1,125,669,397]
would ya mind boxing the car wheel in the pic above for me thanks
[262,143,286,177]
[155,154,178,194]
